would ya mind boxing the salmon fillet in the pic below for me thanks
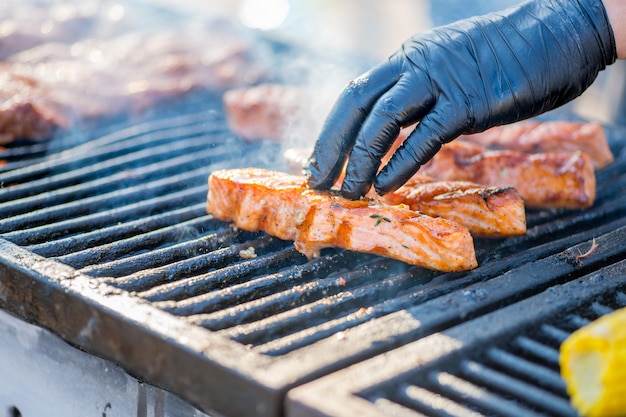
[207,168,477,272]
[420,141,596,210]
[285,148,527,237]
[460,121,613,169]
[378,175,526,238]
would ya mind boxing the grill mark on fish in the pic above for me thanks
[207,168,477,271]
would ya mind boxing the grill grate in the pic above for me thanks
[1,111,626,417]
[371,290,626,417]
[288,262,626,417]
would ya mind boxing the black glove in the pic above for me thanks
[305,0,616,199]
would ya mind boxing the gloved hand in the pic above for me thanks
[305,0,616,199]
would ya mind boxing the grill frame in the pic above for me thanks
[0,239,287,417]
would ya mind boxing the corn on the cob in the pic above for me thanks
[560,306,626,417]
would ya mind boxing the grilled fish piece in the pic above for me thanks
[378,175,526,238]
[460,121,613,169]
[420,141,596,209]
[285,147,526,238]
[207,167,307,242]
[207,168,477,271]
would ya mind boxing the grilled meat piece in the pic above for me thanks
[223,84,313,142]
[285,147,527,237]
[460,121,613,169]
[420,141,596,209]
[0,23,265,143]
[379,175,526,238]
[9,30,264,119]
[208,168,307,242]
[222,83,339,145]
[207,168,477,271]
[0,68,70,144]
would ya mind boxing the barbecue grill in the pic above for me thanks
[1,99,626,417]
[2,2,626,414]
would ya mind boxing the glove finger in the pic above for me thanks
[305,62,400,190]
[374,109,466,195]
[340,75,434,199]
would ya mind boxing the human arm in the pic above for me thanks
[305,0,619,199]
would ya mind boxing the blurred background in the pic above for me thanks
[147,0,626,126]
[2,0,623,134]
[146,0,539,59]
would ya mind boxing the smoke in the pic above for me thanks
[220,0,434,165]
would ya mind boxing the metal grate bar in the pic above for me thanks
[0,157,50,173]
[255,307,376,356]
[0,130,227,204]
[485,347,567,395]
[6,187,206,248]
[217,277,384,343]
[80,230,269,281]
[54,211,215,269]
[486,195,626,261]
[593,172,626,201]
[174,257,408,316]
[148,255,332,318]
[0,145,232,222]
[537,324,570,345]
[512,336,560,367]
[0,113,221,191]
[0,143,50,173]
[0,142,49,159]
[564,314,592,329]
[253,268,490,356]
[226,296,390,349]
[142,251,352,306]
[590,301,614,316]
[186,252,364,330]
[60,112,223,155]
[427,371,543,417]
[148,247,305,306]
[606,291,626,311]
[369,395,430,417]
[394,383,482,417]
[212,261,429,346]
[478,221,626,286]
[460,360,576,416]
[0,163,215,233]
